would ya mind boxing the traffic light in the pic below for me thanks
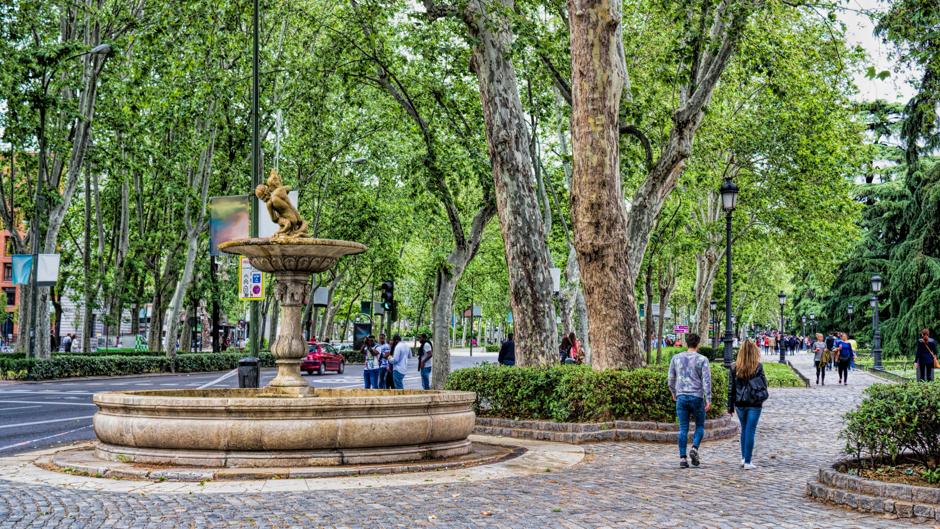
[380,280,394,310]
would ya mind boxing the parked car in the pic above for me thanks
[301,342,345,375]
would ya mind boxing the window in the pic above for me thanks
[3,237,11,256]
[3,288,15,307]
[2,264,10,282]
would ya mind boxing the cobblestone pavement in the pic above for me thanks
[0,354,916,528]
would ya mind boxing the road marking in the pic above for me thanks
[134,383,154,386]
[0,415,95,430]
[0,405,42,411]
[0,424,93,452]
[198,369,238,389]
[0,400,97,408]
[2,390,94,396]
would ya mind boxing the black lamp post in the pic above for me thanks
[720,177,739,369]
[710,299,718,350]
[871,274,883,371]
[778,292,787,364]
[810,313,815,337]
[847,303,854,335]
[801,315,807,344]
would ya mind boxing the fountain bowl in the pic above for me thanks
[92,388,477,468]
[218,237,367,273]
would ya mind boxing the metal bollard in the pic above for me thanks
[238,357,260,388]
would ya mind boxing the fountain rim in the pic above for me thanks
[218,237,367,254]
[92,388,477,409]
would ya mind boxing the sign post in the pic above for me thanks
[238,257,264,301]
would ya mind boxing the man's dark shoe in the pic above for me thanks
[690,447,700,467]
[679,459,689,469]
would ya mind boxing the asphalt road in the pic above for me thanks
[0,353,495,456]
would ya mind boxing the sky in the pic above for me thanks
[838,0,918,103]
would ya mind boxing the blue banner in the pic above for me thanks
[11,254,31,285]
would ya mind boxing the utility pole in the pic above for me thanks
[249,0,261,357]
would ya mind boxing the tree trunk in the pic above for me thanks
[267,298,280,351]
[180,310,192,354]
[163,233,200,361]
[656,262,677,365]
[644,259,655,364]
[431,266,459,390]
[569,0,635,369]
[466,0,557,365]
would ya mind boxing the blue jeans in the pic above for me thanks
[363,369,379,389]
[736,407,762,464]
[392,370,405,389]
[420,366,432,390]
[676,395,706,458]
[377,367,388,389]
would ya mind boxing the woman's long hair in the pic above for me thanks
[735,339,760,379]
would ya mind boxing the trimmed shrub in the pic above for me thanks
[445,363,727,423]
[842,382,940,469]
[485,343,499,353]
[10,352,277,380]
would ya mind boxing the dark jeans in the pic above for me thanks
[917,363,935,382]
[676,395,706,458]
[420,366,432,390]
[837,359,850,383]
[814,361,826,383]
[735,407,762,464]
[363,368,379,389]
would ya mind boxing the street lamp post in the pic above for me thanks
[801,315,807,341]
[710,299,718,350]
[810,313,815,337]
[847,303,854,335]
[871,274,883,371]
[719,178,739,369]
[778,292,787,364]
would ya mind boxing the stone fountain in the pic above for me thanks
[90,172,476,468]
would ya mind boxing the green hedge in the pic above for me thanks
[762,363,807,387]
[0,352,277,381]
[843,382,940,470]
[445,363,727,423]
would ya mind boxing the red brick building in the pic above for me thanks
[0,230,19,338]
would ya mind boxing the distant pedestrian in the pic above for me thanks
[361,336,379,389]
[62,333,73,353]
[728,340,768,470]
[375,334,391,389]
[568,332,581,363]
[417,334,433,390]
[390,334,410,389]
[915,328,938,382]
[834,333,853,385]
[498,333,515,366]
[668,333,712,468]
[812,333,829,385]
[559,336,573,364]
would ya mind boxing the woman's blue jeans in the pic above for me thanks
[676,395,705,458]
[736,407,763,464]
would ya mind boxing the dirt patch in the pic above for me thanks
[855,463,940,488]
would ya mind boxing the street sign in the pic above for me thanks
[674,325,689,334]
[238,257,264,300]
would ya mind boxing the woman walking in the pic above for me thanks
[812,333,828,385]
[915,328,938,382]
[834,333,853,385]
[728,340,768,470]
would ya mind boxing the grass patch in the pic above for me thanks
[762,362,806,387]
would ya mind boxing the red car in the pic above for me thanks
[301,342,345,375]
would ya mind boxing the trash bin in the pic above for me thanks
[238,357,260,388]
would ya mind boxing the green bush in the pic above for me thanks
[842,382,940,469]
[8,352,277,380]
[445,363,727,423]
[339,347,365,364]
[485,343,499,353]
[762,363,806,387]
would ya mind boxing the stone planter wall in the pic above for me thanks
[807,461,940,521]
[474,415,738,444]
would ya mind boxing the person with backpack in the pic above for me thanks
[834,332,853,385]
[668,333,712,468]
[915,328,938,382]
[728,339,768,470]
[417,334,433,390]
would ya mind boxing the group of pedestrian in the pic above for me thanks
[810,331,856,385]
[360,333,433,390]
[668,333,768,470]
[559,332,582,364]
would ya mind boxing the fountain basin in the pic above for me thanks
[218,237,366,273]
[92,388,476,468]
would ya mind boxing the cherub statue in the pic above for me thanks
[255,170,309,242]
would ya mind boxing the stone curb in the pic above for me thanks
[807,459,940,521]
[786,360,811,387]
[473,415,738,445]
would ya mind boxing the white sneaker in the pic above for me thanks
[743,463,757,470]
[741,459,745,468]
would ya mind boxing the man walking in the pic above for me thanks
[417,334,433,390]
[390,334,410,390]
[375,334,391,389]
[668,333,712,468]
[498,333,515,366]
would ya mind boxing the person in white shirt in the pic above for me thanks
[390,334,410,389]
[417,334,433,389]
[375,334,392,389]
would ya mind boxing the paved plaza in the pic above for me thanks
[0,355,917,528]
